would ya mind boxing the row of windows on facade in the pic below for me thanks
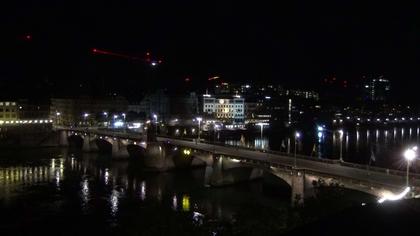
[0,102,16,106]
[205,109,243,113]
[216,114,244,118]
[204,104,243,108]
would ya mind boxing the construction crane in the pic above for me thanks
[91,47,163,67]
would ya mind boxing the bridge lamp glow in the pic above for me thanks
[295,132,301,138]
[83,113,89,118]
[404,147,417,186]
[56,112,61,116]
[404,148,416,161]
[103,112,108,116]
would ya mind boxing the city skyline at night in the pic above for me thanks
[1,1,420,102]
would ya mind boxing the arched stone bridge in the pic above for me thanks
[56,127,420,205]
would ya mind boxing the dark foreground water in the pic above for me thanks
[0,148,375,235]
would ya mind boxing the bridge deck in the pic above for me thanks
[57,127,419,191]
[158,137,420,191]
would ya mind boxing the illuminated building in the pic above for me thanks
[0,101,18,121]
[202,94,244,124]
[50,96,128,126]
[363,76,391,102]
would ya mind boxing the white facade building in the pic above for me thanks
[203,95,245,124]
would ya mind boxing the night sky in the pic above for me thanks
[1,1,420,100]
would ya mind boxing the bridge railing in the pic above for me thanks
[339,161,420,179]
[158,135,420,179]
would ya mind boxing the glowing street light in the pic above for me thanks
[55,112,61,125]
[294,131,301,167]
[404,147,417,186]
[196,117,202,142]
[152,114,158,135]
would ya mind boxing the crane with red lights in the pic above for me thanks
[91,47,163,67]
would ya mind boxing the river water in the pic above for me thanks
[0,147,374,235]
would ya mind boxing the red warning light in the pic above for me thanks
[185,77,190,82]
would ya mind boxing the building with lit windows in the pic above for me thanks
[202,94,245,124]
[50,96,128,126]
[0,101,18,121]
[363,76,391,102]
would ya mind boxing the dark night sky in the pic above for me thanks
[1,1,420,100]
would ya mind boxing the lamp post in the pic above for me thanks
[338,129,344,162]
[196,117,202,142]
[55,112,61,125]
[83,113,89,127]
[153,114,158,135]
[404,146,417,186]
[294,131,300,167]
[102,111,109,127]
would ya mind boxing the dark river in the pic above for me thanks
[0,147,374,235]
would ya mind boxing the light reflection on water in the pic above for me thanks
[0,148,377,234]
[0,149,289,226]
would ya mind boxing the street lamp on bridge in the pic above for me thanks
[55,112,61,125]
[404,146,417,187]
[196,117,202,142]
[294,131,301,167]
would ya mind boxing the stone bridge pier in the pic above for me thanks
[96,137,131,159]
[204,155,264,187]
[269,167,311,206]
[140,144,210,171]
[81,134,99,152]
